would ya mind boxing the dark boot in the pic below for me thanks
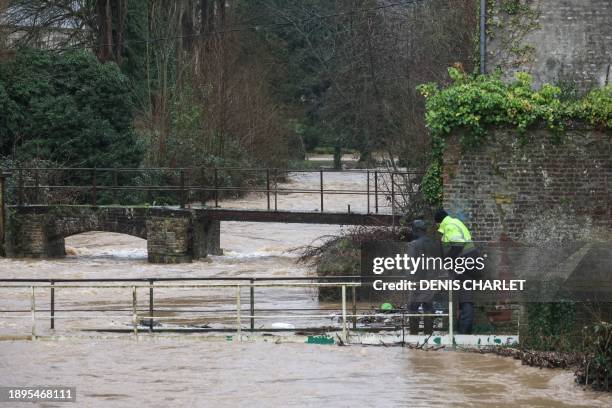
[423,317,433,335]
[422,302,434,334]
[458,302,474,334]
[408,316,419,335]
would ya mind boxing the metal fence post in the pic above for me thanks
[132,286,138,337]
[236,285,241,339]
[266,169,271,211]
[250,279,255,331]
[374,170,378,214]
[112,169,118,204]
[91,168,97,206]
[352,286,357,330]
[341,285,348,344]
[146,169,152,205]
[18,169,24,206]
[200,167,205,205]
[34,168,40,204]
[50,281,55,330]
[58,169,66,203]
[149,280,154,332]
[391,172,395,216]
[274,170,278,211]
[0,172,6,256]
[448,288,454,348]
[214,168,219,207]
[320,170,324,212]
[179,170,186,209]
[366,170,370,214]
[30,286,36,339]
[401,310,405,347]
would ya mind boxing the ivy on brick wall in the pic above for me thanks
[486,0,540,69]
[417,67,612,205]
[523,302,578,352]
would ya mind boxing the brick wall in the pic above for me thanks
[443,129,612,243]
[10,212,65,257]
[487,0,612,92]
[146,214,192,263]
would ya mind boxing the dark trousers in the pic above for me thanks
[454,248,479,335]
[458,302,474,334]
[408,302,433,335]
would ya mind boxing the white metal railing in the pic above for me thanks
[0,282,454,343]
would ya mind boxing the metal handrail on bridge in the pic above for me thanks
[2,167,422,215]
[0,276,454,343]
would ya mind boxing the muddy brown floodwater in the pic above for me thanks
[3,340,612,407]
[0,171,610,407]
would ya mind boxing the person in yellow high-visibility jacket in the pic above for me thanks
[436,209,474,254]
[435,209,478,334]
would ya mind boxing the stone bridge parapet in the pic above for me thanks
[4,206,221,263]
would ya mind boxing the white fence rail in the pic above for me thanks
[0,282,454,344]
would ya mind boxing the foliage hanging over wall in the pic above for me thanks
[417,68,612,205]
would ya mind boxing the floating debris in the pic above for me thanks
[465,346,583,370]
[271,322,296,330]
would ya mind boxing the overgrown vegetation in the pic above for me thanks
[576,322,612,391]
[298,226,407,300]
[0,49,142,167]
[418,68,612,205]
[522,302,578,352]
[299,226,408,274]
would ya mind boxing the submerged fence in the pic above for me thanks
[0,276,453,343]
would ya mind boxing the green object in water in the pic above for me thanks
[380,302,394,311]
[433,337,442,345]
[306,335,335,345]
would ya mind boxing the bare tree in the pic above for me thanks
[261,0,476,169]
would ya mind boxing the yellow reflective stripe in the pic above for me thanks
[447,222,467,241]
[443,223,464,242]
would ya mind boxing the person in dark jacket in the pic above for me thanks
[407,219,443,335]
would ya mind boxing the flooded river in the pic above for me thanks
[3,340,612,407]
[0,171,610,407]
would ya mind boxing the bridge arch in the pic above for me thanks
[4,204,389,264]
[57,210,148,241]
[4,206,220,263]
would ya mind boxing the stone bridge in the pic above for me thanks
[3,205,395,263]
